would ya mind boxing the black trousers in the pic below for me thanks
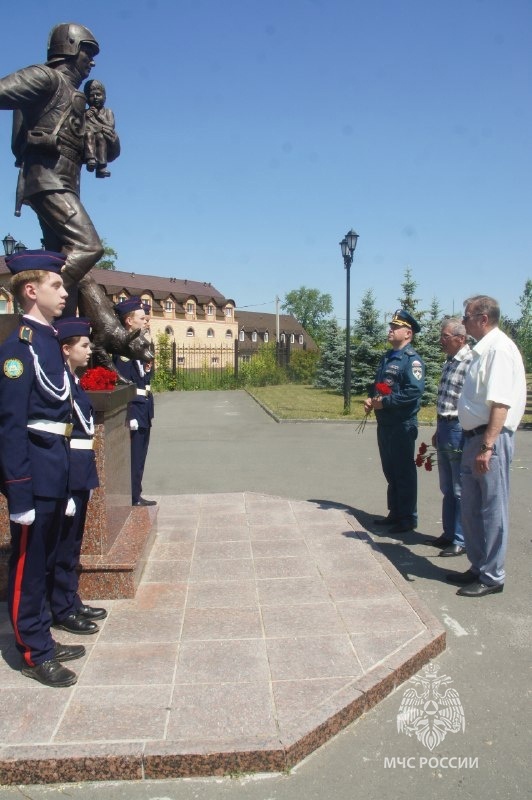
[377,422,418,525]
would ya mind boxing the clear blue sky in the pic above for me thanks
[1,0,530,325]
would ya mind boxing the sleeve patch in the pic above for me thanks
[411,360,423,380]
[3,358,24,378]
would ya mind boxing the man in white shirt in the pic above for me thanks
[447,295,527,597]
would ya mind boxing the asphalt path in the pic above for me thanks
[1,390,530,800]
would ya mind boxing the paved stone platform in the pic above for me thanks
[0,493,445,785]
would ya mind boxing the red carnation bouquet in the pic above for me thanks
[416,441,435,471]
[80,366,118,391]
[356,381,393,433]
[416,441,461,471]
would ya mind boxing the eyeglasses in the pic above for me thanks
[440,333,459,340]
[462,313,485,322]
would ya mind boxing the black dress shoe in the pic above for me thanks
[388,521,416,534]
[77,604,107,620]
[439,544,466,557]
[53,642,86,662]
[54,613,99,635]
[21,659,77,687]
[446,568,478,585]
[373,515,398,525]
[424,535,451,549]
[132,497,157,506]
[457,580,504,597]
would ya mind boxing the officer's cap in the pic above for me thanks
[6,249,66,275]
[391,309,421,334]
[55,316,92,341]
[113,297,144,318]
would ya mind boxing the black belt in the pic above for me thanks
[463,425,488,438]
[437,415,458,422]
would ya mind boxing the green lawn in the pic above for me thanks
[248,384,532,426]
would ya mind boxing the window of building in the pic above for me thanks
[118,293,128,304]
[207,304,214,316]
[207,328,214,338]
[263,331,269,343]
[225,329,233,338]
[211,356,219,364]
[141,296,151,312]
[186,302,195,314]
[186,327,194,337]
[252,331,258,342]
[280,333,286,343]
[299,334,304,345]
[225,306,233,318]
[239,330,245,342]
[177,356,185,364]
[290,333,295,344]
[165,326,174,335]
[165,300,173,312]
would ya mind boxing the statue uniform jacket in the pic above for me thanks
[373,345,425,426]
[0,64,86,200]
[113,355,153,428]
[69,374,99,492]
[0,318,72,513]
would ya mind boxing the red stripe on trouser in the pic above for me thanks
[11,524,35,667]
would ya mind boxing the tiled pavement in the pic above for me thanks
[0,492,444,785]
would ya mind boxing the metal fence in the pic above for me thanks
[155,340,291,388]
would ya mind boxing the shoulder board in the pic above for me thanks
[120,356,130,362]
[404,345,418,356]
[18,326,33,344]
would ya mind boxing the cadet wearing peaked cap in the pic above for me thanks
[0,251,85,688]
[364,309,425,534]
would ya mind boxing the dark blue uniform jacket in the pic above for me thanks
[373,344,425,426]
[0,318,71,513]
[69,374,99,492]
[112,355,153,428]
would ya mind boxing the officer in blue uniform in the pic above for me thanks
[0,250,86,687]
[112,297,156,506]
[364,310,425,534]
[50,317,106,634]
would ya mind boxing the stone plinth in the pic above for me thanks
[0,384,157,601]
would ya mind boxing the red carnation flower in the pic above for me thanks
[80,366,118,392]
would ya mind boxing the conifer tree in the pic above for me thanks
[516,279,532,371]
[351,288,387,394]
[415,297,445,405]
[314,318,345,391]
[397,267,422,318]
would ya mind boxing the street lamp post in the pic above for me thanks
[2,233,27,256]
[339,229,359,413]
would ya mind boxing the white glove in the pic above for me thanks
[65,497,76,517]
[10,509,35,526]
[129,419,139,431]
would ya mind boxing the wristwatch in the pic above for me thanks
[479,443,494,453]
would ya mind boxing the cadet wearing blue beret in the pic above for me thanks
[112,298,156,507]
[0,251,85,687]
[364,309,425,534]
[48,317,107,635]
